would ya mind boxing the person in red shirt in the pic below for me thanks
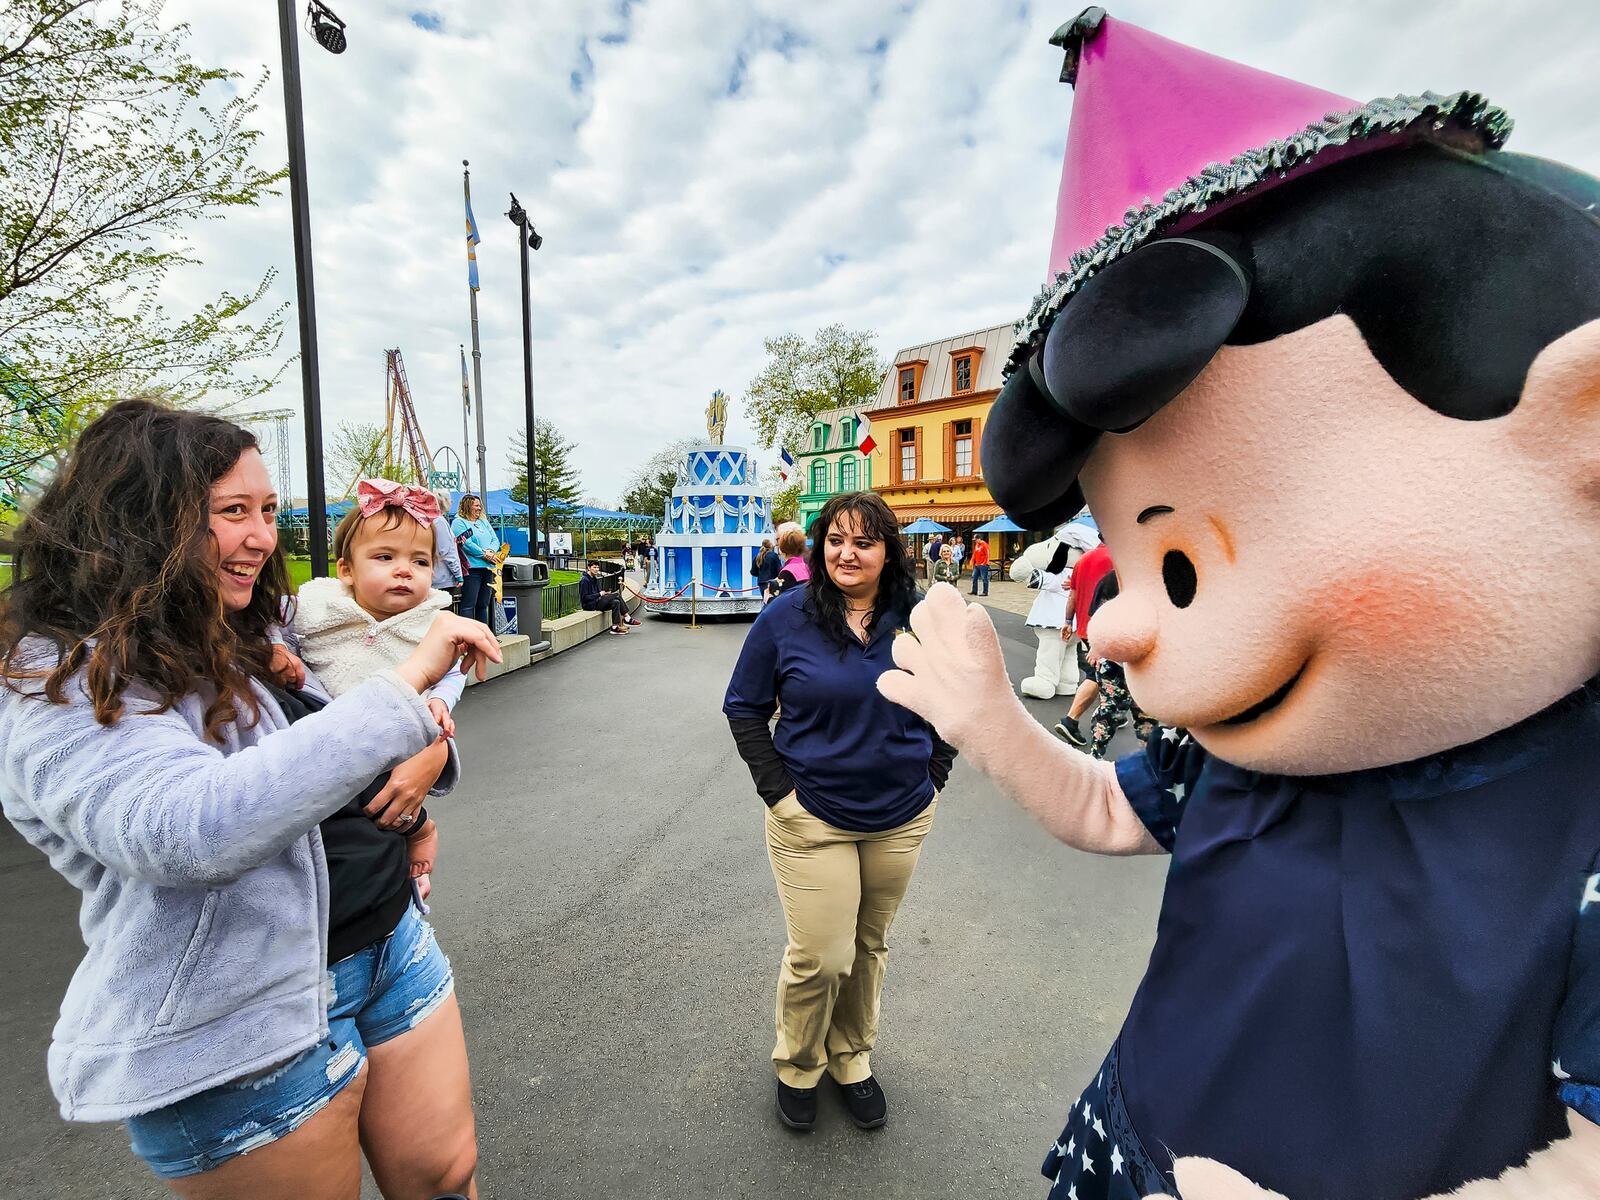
[1054,543,1113,747]
[968,537,992,595]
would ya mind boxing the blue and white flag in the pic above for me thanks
[465,196,481,290]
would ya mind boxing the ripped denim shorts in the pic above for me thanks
[125,902,453,1179]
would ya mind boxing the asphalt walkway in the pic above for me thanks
[0,601,1157,1199]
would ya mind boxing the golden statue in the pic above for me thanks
[706,389,728,445]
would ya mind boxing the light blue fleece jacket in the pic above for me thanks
[0,645,446,1122]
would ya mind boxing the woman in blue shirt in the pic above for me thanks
[450,494,499,628]
[724,492,956,1134]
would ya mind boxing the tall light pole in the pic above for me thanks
[276,0,346,576]
[507,193,549,653]
[463,162,489,501]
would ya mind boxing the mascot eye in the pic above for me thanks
[1162,550,1197,609]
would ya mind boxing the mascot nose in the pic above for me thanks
[1087,593,1160,666]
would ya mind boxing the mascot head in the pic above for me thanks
[985,9,1600,774]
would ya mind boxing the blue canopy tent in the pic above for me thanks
[901,517,952,534]
[972,515,1024,533]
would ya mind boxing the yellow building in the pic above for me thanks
[866,321,1032,560]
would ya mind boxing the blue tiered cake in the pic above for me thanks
[645,441,775,616]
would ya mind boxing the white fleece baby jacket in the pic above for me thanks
[290,578,467,709]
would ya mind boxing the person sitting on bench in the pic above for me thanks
[580,561,638,635]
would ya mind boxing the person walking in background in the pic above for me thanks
[451,494,500,629]
[969,536,991,596]
[580,561,636,635]
[1054,541,1114,748]
[0,400,499,1198]
[430,488,465,600]
[949,536,964,580]
[1078,573,1159,758]
[724,492,956,1134]
[924,533,943,581]
[770,527,810,597]
[933,544,960,585]
[755,537,782,602]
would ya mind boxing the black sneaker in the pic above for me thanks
[776,1079,817,1131]
[834,1075,887,1129]
[1053,718,1087,748]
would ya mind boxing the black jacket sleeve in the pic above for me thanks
[578,574,600,608]
[928,731,958,792]
[727,717,797,806]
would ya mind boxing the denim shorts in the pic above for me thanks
[125,903,453,1179]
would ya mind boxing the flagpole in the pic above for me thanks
[458,344,471,501]
[463,161,489,501]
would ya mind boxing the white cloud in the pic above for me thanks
[151,0,1599,507]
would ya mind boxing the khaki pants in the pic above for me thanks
[764,792,937,1089]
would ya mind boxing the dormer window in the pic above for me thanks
[899,367,916,403]
[811,424,825,450]
[949,346,983,396]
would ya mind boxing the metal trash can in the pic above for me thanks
[500,557,550,651]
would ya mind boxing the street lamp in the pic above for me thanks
[277,0,344,575]
[507,192,549,651]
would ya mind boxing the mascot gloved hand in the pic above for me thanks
[1011,528,1089,698]
[882,9,1600,1199]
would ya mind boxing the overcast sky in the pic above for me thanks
[160,0,1599,506]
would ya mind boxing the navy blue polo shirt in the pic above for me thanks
[723,588,936,833]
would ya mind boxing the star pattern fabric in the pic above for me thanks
[1043,1042,1171,1200]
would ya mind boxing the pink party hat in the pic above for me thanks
[1010,8,1511,368]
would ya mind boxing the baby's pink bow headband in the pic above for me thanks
[355,478,441,526]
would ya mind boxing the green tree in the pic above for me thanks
[743,324,884,457]
[508,417,582,517]
[761,464,801,524]
[1,0,288,486]
[327,420,386,497]
[619,436,697,519]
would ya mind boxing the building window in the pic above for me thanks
[841,417,856,446]
[953,354,973,394]
[898,429,917,483]
[947,419,972,483]
[811,461,828,493]
[811,424,825,450]
[899,367,916,403]
[840,456,857,491]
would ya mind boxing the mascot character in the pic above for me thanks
[880,10,1600,1200]
[1012,521,1099,699]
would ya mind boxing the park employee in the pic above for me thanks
[723,491,955,1135]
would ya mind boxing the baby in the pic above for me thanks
[280,479,470,898]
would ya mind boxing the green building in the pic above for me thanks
[796,404,872,532]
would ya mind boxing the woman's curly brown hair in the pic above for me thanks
[0,399,292,740]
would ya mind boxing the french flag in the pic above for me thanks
[856,413,876,456]
[779,447,795,482]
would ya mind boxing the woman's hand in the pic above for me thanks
[365,739,448,830]
[270,644,306,689]
[397,612,502,694]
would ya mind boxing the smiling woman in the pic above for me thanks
[0,400,499,1198]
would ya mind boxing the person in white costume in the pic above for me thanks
[1011,521,1099,700]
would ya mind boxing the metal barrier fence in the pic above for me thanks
[540,557,627,623]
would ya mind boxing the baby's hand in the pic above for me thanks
[427,697,455,738]
[406,818,437,901]
[270,644,306,689]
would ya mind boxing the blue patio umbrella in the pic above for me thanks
[972,514,1025,533]
[901,517,952,534]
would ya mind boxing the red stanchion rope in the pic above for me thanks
[620,578,767,605]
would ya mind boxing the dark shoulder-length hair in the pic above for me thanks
[803,492,918,652]
[0,399,291,739]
